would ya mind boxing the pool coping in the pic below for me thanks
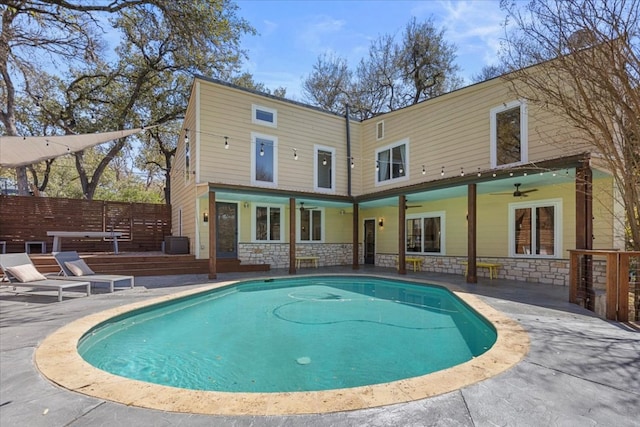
[35,274,530,416]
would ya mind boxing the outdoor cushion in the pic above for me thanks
[5,263,47,282]
[65,259,95,276]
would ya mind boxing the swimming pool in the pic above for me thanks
[77,276,497,392]
[35,274,529,415]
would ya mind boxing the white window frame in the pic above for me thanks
[490,100,528,168]
[251,203,284,243]
[508,198,562,258]
[405,211,446,255]
[250,132,278,187]
[314,145,336,193]
[252,104,277,128]
[297,207,325,243]
[376,120,385,140]
[375,138,409,186]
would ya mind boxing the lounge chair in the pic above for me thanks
[0,253,91,302]
[52,251,134,292]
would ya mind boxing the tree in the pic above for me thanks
[499,0,640,250]
[302,54,352,115]
[1,0,254,198]
[472,64,508,83]
[303,17,461,119]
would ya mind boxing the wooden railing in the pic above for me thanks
[569,249,640,321]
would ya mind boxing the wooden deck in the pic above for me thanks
[30,253,269,276]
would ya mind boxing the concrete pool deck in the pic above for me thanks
[1,266,639,426]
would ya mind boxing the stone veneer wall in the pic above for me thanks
[238,243,356,269]
[376,253,579,286]
[238,245,610,289]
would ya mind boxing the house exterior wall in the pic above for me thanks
[170,82,199,254]
[195,80,359,196]
[357,79,590,196]
[174,75,620,287]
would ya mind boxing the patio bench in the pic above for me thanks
[461,261,501,279]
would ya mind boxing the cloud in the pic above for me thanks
[296,15,347,54]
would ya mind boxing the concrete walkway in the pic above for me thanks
[1,267,638,426]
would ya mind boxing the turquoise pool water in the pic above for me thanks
[78,276,497,392]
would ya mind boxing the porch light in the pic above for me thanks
[224,136,229,149]
[422,165,426,175]
[378,218,384,227]
[184,129,189,144]
[203,211,209,222]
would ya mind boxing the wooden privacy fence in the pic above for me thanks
[0,195,171,253]
[569,249,640,322]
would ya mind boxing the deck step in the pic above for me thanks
[29,253,269,276]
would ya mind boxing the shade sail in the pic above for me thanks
[0,128,148,168]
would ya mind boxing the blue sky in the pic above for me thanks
[236,0,508,100]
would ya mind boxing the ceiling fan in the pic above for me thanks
[404,199,423,209]
[298,202,318,212]
[491,183,538,197]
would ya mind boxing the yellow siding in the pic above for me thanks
[195,79,353,196]
[592,176,615,249]
[357,79,591,196]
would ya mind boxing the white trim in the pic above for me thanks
[250,132,278,187]
[490,100,528,168]
[313,144,336,193]
[252,104,277,128]
[296,207,325,243]
[375,138,410,186]
[405,211,446,255]
[508,198,562,258]
[251,203,285,243]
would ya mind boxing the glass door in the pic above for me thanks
[364,219,375,264]
[216,202,237,258]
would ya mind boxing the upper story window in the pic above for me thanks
[251,132,278,187]
[253,205,282,242]
[298,207,324,242]
[376,139,409,185]
[406,211,445,255]
[490,100,528,168]
[252,104,277,128]
[184,132,190,183]
[376,121,384,140]
[510,199,561,257]
[314,145,336,193]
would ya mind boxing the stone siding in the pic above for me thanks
[238,245,612,288]
[238,243,356,269]
[377,253,579,286]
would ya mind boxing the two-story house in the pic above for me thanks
[171,73,619,285]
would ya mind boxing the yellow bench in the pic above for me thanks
[396,257,423,272]
[461,261,501,279]
[295,256,319,268]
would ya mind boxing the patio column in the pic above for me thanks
[398,195,406,275]
[289,197,296,274]
[352,202,359,269]
[466,183,477,283]
[208,191,217,279]
[576,159,593,309]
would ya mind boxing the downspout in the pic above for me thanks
[345,104,352,196]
